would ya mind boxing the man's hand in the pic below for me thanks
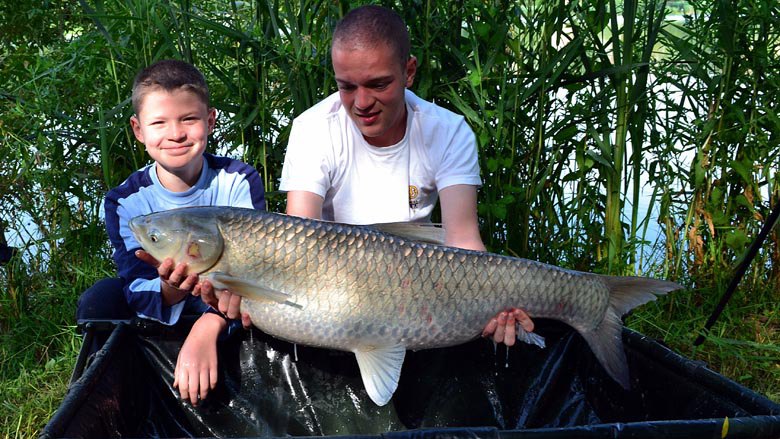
[482,308,535,346]
[136,250,198,306]
[193,279,253,329]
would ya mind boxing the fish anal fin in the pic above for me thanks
[353,344,406,406]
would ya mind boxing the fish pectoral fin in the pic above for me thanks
[353,344,406,406]
[516,324,546,348]
[370,222,446,245]
[207,273,301,308]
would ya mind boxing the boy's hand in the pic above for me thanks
[136,249,197,305]
[482,308,534,346]
[194,279,253,329]
[173,313,223,406]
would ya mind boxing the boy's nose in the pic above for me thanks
[168,122,186,141]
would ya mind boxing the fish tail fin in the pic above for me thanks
[580,275,683,389]
[579,310,630,388]
[600,275,682,316]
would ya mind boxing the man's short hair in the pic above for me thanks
[131,59,209,114]
[332,5,410,65]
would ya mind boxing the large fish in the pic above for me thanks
[129,206,681,406]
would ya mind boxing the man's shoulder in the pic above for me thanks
[405,89,466,125]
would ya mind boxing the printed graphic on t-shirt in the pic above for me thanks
[409,185,420,209]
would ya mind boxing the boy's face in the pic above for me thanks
[332,42,416,147]
[130,88,215,175]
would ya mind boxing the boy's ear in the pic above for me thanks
[130,115,145,143]
[207,108,217,134]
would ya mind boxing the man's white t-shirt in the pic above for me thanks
[279,89,481,224]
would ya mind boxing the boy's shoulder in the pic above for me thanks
[106,164,155,203]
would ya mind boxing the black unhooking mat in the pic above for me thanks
[42,318,780,438]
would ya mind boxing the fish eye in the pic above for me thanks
[150,234,159,243]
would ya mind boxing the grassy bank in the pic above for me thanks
[2,265,778,437]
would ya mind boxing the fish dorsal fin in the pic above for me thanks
[207,273,301,308]
[370,222,446,245]
[353,344,406,406]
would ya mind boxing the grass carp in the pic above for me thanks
[129,206,682,406]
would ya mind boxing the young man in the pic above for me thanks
[278,5,533,343]
[77,59,264,406]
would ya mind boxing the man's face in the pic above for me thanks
[130,88,215,175]
[332,42,416,147]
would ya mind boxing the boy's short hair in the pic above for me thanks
[131,59,209,114]
[332,5,410,66]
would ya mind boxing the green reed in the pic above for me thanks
[1,0,779,436]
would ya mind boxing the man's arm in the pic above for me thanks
[439,184,486,251]
[286,190,325,219]
[439,184,534,345]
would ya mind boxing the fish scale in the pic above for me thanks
[130,206,682,406]
[225,210,612,345]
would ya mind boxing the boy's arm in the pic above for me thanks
[106,189,206,323]
[135,250,198,305]
[173,312,226,405]
[193,279,253,328]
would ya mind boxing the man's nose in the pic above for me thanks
[354,87,373,111]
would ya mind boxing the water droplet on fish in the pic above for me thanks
[294,343,298,361]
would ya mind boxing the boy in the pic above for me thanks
[77,59,264,406]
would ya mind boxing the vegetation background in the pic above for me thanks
[1,0,778,436]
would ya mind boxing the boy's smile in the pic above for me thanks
[130,89,216,191]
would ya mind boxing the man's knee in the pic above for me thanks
[76,278,132,320]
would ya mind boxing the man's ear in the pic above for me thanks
[130,115,144,143]
[405,56,418,88]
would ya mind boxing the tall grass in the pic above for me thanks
[1,0,778,436]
